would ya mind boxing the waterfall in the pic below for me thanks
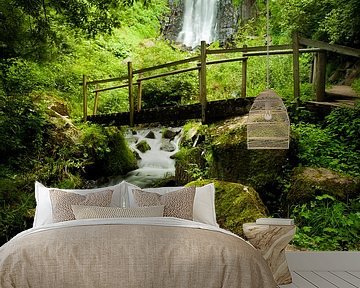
[177,0,218,48]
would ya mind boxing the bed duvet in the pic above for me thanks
[0,217,276,288]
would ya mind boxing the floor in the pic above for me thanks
[279,252,360,288]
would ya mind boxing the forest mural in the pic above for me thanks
[0,0,359,250]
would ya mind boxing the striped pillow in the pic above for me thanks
[72,205,164,219]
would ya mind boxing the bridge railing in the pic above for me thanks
[82,33,360,125]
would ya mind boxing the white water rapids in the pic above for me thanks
[177,0,218,48]
[123,128,181,188]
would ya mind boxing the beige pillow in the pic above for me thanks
[71,205,164,219]
[49,189,113,222]
[132,187,196,220]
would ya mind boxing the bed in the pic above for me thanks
[0,181,277,288]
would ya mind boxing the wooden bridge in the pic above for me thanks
[82,34,360,126]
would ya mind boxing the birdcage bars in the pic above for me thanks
[247,89,290,149]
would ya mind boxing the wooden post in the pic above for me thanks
[93,84,99,115]
[292,32,300,104]
[128,61,134,126]
[242,44,247,98]
[137,73,143,112]
[199,41,207,123]
[314,51,326,102]
[82,75,87,122]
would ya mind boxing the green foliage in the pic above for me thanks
[291,120,360,177]
[0,0,155,60]
[270,0,360,45]
[0,174,36,245]
[291,195,360,251]
[0,94,46,169]
[352,79,360,95]
[325,104,360,151]
[1,59,56,94]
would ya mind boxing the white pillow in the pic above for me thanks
[33,181,127,227]
[71,205,164,219]
[124,181,218,227]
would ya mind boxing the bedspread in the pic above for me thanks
[0,218,276,288]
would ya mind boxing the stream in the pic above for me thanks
[120,127,182,188]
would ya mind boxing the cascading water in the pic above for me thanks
[123,128,181,188]
[177,0,218,48]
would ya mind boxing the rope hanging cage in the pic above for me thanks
[246,0,290,150]
[247,89,290,149]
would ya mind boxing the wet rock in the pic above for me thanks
[136,140,151,153]
[160,139,176,152]
[145,131,156,139]
[162,129,179,140]
[133,150,141,160]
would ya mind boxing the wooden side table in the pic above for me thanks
[243,221,296,285]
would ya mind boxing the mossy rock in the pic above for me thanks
[288,167,360,205]
[162,128,179,140]
[207,117,289,211]
[185,179,267,237]
[136,140,151,153]
[173,147,206,185]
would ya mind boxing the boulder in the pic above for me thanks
[145,131,156,139]
[207,117,288,200]
[160,139,176,152]
[288,167,360,205]
[162,128,179,140]
[136,140,151,153]
[186,179,267,237]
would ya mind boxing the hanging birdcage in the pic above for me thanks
[247,89,290,149]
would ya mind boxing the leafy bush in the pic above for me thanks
[2,59,55,95]
[324,104,360,151]
[292,122,360,177]
[291,195,360,251]
[0,94,46,169]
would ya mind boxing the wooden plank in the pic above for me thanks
[199,40,207,124]
[86,75,128,85]
[242,45,247,98]
[314,51,326,101]
[299,37,360,58]
[93,84,99,115]
[128,62,134,127]
[82,75,87,122]
[205,57,247,65]
[291,272,318,288]
[331,272,360,287]
[297,271,338,288]
[207,44,292,55]
[94,83,129,93]
[138,67,199,82]
[292,32,300,103]
[243,48,320,57]
[286,252,360,271]
[315,271,357,288]
[348,271,360,278]
[133,56,200,74]
[137,74,143,112]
